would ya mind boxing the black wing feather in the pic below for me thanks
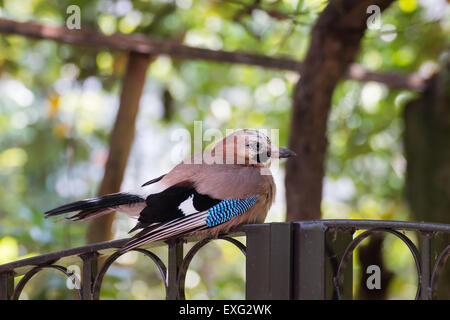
[45,193,144,218]
[131,182,221,231]
[141,174,166,187]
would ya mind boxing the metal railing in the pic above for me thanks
[0,220,449,300]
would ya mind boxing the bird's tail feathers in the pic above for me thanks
[121,212,209,252]
[45,192,145,221]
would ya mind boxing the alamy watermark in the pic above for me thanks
[66,5,81,30]
[366,264,381,290]
[170,122,282,175]
[367,5,397,42]
[66,264,81,290]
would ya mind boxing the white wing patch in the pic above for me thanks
[178,194,198,216]
[136,180,168,198]
[116,203,146,219]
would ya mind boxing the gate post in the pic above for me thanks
[245,223,293,299]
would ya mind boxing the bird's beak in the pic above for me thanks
[273,147,297,158]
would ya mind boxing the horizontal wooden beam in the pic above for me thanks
[0,18,426,91]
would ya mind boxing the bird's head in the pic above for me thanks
[210,129,296,167]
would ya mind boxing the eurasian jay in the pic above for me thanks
[45,129,296,251]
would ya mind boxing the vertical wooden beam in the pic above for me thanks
[285,0,394,221]
[87,52,150,244]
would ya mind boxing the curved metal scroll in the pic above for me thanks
[12,264,83,300]
[430,244,450,298]
[333,228,422,300]
[92,248,167,300]
[177,236,246,300]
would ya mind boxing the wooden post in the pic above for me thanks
[87,51,150,244]
[285,0,394,221]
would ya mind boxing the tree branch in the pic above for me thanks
[0,17,425,91]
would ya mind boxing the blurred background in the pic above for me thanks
[0,0,449,299]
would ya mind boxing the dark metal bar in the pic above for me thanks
[80,252,99,300]
[419,232,432,300]
[0,238,129,275]
[245,224,271,299]
[269,223,293,299]
[319,220,450,233]
[0,271,14,300]
[293,222,326,299]
[167,240,183,300]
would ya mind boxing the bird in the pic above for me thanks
[44,129,296,252]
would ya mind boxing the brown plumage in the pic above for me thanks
[44,129,295,251]
[168,162,276,238]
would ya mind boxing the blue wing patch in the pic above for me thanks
[205,195,259,227]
